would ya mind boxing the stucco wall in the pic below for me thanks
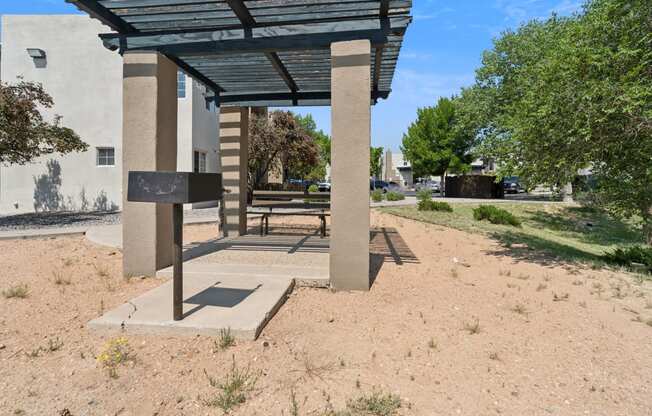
[0,15,220,215]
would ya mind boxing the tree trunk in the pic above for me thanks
[441,171,446,197]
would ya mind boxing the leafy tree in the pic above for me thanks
[461,0,652,243]
[401,97,475,192]
[370,146,384,178]
[0,79,87,165]
[248,111,319,190]
[294,113,331,180]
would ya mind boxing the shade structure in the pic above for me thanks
[67,0,412,106]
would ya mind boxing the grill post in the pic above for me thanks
[172,203,183,321]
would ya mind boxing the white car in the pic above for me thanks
[317,182,331,192]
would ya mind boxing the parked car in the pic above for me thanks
[387,181,402,192]
[371,180,389,192]
[415,180,440,193]
[503,176,523,194]
[318,182,331,192]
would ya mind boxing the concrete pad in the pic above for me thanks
[0,227,87,240]
[157,262,329,288]
[88,273,294,340]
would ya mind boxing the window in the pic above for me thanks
[97,147,115,166]
[193,150,207,173]
[177,71,186,98]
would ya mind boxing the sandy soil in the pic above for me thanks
[1,211,651,416]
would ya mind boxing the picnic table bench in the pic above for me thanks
[248,190,330,237]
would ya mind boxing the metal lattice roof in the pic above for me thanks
[68,0,413,106]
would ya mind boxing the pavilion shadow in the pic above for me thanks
[182,283,260,319]
[369,227,419,285]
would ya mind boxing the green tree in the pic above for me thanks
[370,146,384,178]
[0,79,87,165]
[248,111,319,191]
[461,0,652,243]
[294,113,331,180]
[401,97,475,192]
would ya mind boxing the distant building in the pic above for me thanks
[382,150,413,187]
[0,15,219,214]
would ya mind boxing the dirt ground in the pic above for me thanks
[1,211,651,416]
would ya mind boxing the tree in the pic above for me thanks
[248,111,320,191]
[370,146,384,178]
[461,0,652,243]
[401,97,475,192]
[0,79,87,165]
[294,113,331,180]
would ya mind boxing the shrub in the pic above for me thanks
[416,188,432,202]
[418,200,453,212]
[371,189,384,202]
[2,284,29,299]
[603,246,652,273]
[385,191,405,201]
[308,184,319,193]
[473,205,521,226]
[97,337,134,378]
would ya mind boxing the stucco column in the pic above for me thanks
[219,106,249,237]
[122,52,177,276]
[330,39,371,291]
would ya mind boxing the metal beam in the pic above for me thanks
[220,89,389,104]
[225,0,256,27]
[66,0,137,33]
[100,16,411,53]
[165,54,225,93]
[264,52,299,92]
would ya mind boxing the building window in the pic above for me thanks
[177,71,186,98]
[193,150,207,173]
[97,147,115,166]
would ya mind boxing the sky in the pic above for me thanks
[0,0,583,151]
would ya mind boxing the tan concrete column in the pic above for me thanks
[219,106,249,237]
[122,52,177,276]
[330,39,371,291]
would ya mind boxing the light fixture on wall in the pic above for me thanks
[26,48,46,59]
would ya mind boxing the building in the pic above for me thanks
[382,149,413,187]
[0,15,219,214]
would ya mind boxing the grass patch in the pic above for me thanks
[385,191,405,202]
[603,246,652,274]
[2,284,29,299]
[418,200,453,212]
[473,205,521,227]
[321,390,402,416]
[380,203,645,268]
[463,318,481,334]
[203,357,259,413]
[214,328,236,351]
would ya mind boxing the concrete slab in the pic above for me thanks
[157,262,329,288]
[0,227,87,241]
[88,273,294,340]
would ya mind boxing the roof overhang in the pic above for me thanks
[67,0,412,107]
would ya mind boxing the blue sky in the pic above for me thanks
[0,0,583,151]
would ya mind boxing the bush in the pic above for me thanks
[473,205,521,226]
[371,189,384,202]
[416,188,432,202]
[307,184,319,193]
[386,191,405,201]
[603,246,652,273]
[418,200,453,212]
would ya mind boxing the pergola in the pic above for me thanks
[69,0,413,291]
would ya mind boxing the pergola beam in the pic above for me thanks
[67,0,137,33]
[100,16,411,54]
[219,89,389,107]
[165,54,224,93]
[372,0,390,94]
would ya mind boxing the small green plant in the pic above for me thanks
[2,284,29,299]
[536,283,547,292]
[473,205,521,227]
[418,200,453,212]
[346,390,402,416]
[427,338,437,350]
[308,184,319,193]
[603,246,652,274]
[203,357,259,413]
[215,328,236,351]
[416,188,432,202]
[511,303,527,315]
[385,191,405,202]
[371,189,384,202]
[97,337,134,378]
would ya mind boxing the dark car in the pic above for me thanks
[503,176,523,194]
[371,180,389,192]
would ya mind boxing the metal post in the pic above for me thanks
[172,203,183,321]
